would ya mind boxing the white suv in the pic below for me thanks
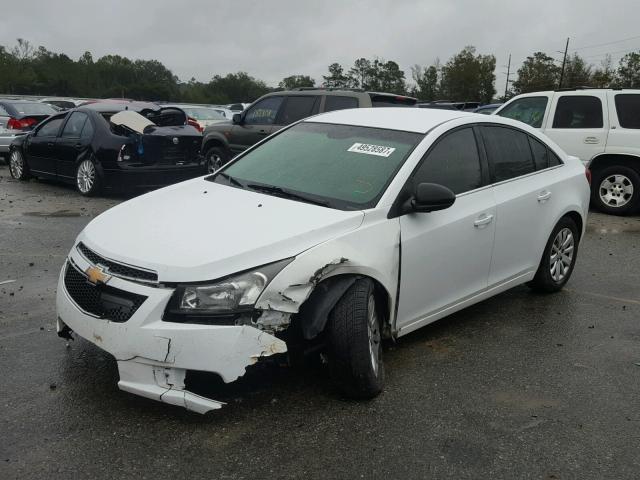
[494,89,640,215]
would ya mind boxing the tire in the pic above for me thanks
[8,149,30,180]
[204,146,230,173]
[591,165,640,216]
[326,278,385,399]
[528,216,579,293]
[75,158,101,196]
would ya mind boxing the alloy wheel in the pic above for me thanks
[550,227,574,282]
[367,294,380,376]
[599,174,634,208]
[77,160,96,194]
[9,150,23,179]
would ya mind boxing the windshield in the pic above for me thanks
[182,107,226,121]
[210,122,422,210]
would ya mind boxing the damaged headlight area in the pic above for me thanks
[163,258,293,324]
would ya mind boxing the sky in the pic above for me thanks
[2,0,640,96]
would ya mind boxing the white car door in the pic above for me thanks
[543,91,609,163]
[396,127,496,334]
[480,125,562,286]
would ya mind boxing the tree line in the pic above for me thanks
[1,39,640,104]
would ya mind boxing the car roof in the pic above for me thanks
[305,107,470,133]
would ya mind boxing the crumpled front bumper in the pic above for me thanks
[56,248,287,413]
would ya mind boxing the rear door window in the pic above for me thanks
[61,112,88,138]
[277,96,318,125]
[552,96,603,128]
[497,96,548,128]
[614,94,640,128]
[244,97,284,125]
[0,105,8,116]
[324,96,359,112]
[412,127,483,194]
[481,126,536,182]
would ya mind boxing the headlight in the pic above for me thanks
[169,258,293,316]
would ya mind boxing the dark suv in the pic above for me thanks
[201,89,417,171]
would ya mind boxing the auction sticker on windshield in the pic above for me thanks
[347,143,396,157]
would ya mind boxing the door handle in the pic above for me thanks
[474,213,494,228]
[47,142,54,147]
[74,143,83,150]
[537,190,552,202]
[584,136,600,144]
[258,130,268,136]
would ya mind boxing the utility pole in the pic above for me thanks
[504,54,512,99]
[558,37,570,89]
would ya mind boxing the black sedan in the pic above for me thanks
[8,101,205,196]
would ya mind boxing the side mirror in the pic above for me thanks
[411,183,456,212]
[232,113,242,124]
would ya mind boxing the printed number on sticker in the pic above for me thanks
[348,143,396,157]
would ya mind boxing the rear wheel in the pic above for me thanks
[528,217,579,293]
[591,165,640,215]
[8,149,30,180]
[326,278,385,399]
[76,158,101,196]
[204,146,230,173]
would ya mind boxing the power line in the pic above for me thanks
[581,47,640,59]
[571,34,640,52]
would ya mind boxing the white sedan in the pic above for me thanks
[56,108,590,413]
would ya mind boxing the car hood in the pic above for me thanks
[79,178,364,282]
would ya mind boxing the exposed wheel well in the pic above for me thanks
[562,211,583,240]
[203,139,227,154]
[589,154,640,174]
[292,274,393,341]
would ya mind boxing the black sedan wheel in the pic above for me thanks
[204,146,230,173]
[76,159,101,196]
[9,149,30,180]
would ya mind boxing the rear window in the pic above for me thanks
[369,94,417,108]
[8,102,56,116]
[614,94,640,129]
[324,96,359,112]
[182,107,226,121]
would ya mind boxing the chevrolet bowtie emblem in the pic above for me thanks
[85,265,111,285]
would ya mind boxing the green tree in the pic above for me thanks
[411,62,440,101]
[562,53,592,88]
[322,63,350,88]
[348,58,373,89]
[591,55,616,88]
[512,52,559,94]
[278,75,315,90]
[439,46,496,103]
[617,51,640,88]
[203,72,270,104]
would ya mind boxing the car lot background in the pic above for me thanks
[1,164,639,479]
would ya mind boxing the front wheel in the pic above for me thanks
[8,149,30,180]
[204,146,230,173]
[591,165,640,215]
[528,217,579,293]
[326,278,385,399]
[76,158,101,196]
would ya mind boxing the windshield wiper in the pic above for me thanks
[246,183,330,207]
[216,172,245,188]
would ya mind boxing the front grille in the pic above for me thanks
[77,242,158,283]
[64,261,147,322]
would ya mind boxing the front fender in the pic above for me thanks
[202,131,230,150]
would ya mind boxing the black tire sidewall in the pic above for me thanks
[591,165,640,215]
[327,278,385,398]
